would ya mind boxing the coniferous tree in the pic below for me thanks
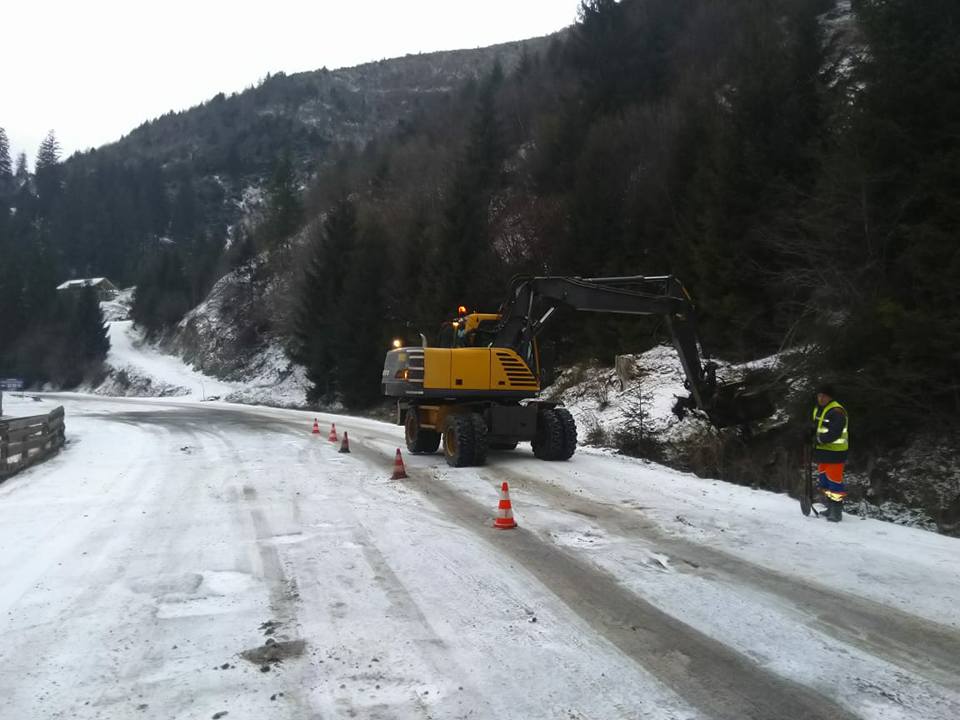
[0,247,24,373]
[74,285,111,367]
[432,68,506,318]
[264,151,303,245]
[291,198,356,404]
[333,221,389,407]
[35,130,63,209]
[131,246,192,333]
[170,174,198,243]
[0,127,11,190]
[14,152,28,183]
[35,130,61,170]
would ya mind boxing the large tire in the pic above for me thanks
[470,413,489,466]
[443,414,476,467]
[406,412,441,454]
[554,407,578,460]
[532,408,564,460]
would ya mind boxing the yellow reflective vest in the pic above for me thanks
[812,400,849,460]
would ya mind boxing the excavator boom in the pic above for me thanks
[492,275,725,413]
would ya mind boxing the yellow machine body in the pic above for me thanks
[382,346,540,399]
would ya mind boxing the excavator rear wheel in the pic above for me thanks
[554,407,578,460]
[532,408,565,460]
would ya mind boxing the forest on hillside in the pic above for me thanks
[290,0,960,448]
[1,0,958,451]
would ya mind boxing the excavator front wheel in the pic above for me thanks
[406,411,441,454]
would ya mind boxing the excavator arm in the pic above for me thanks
[493,275,771,426]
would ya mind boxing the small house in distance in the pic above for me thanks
[56,277,119,301]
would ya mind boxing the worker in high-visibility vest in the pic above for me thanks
[812,384,849,522]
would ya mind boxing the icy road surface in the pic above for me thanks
[1,395,959,720]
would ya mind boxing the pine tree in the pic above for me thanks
[433,68,506,318]
[0,244,24,373]
[14,152,28,182]
[264,151,303,245]
[0,127,11,188]
[75,285,110,366]
[333,221,388,408]
[169,174,197,243]
[291,198,356,403]
[35,130,61,170]
[35,130,63,207]
[131,246,192,333]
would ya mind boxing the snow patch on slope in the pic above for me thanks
[96,320,235,400]
[220,344,311,408]
[99,286,135,322]
[91,276,311,407]
[545,345,784,453]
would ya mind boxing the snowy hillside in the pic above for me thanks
[546,346,959,535]
[94,289,310,407]
[544,345,786,455]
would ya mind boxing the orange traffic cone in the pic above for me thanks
[391,448,408,480]
[311,418,320,434]
[328,423,338,442]
[339,431,351,454]
[493,482,518,529]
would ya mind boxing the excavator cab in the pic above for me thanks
[438,311,503,349]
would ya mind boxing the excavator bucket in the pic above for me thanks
[673,375,777,427]
[707,381,777,427]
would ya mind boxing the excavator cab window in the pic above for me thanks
[470,319,500,347]
[438,322,456,348]
[438,315,501,348]
[438,321,471,348]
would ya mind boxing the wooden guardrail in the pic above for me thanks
[0,406,66,479]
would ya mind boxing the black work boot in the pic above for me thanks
[826,499,843,523]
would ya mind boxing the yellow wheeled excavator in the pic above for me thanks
[382,275,773,467]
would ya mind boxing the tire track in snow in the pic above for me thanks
[140,404,924,717]
[0,422,189,717]
[100,412,315,719]
[275,411,847,718]
[402,470,857,720]
[71,402,952,718]
[483,463,960,693]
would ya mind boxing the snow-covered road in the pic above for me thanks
[1,394,959,720]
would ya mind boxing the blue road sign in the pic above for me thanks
[0,378,24,391]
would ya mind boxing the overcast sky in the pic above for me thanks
[2,0,577,168]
